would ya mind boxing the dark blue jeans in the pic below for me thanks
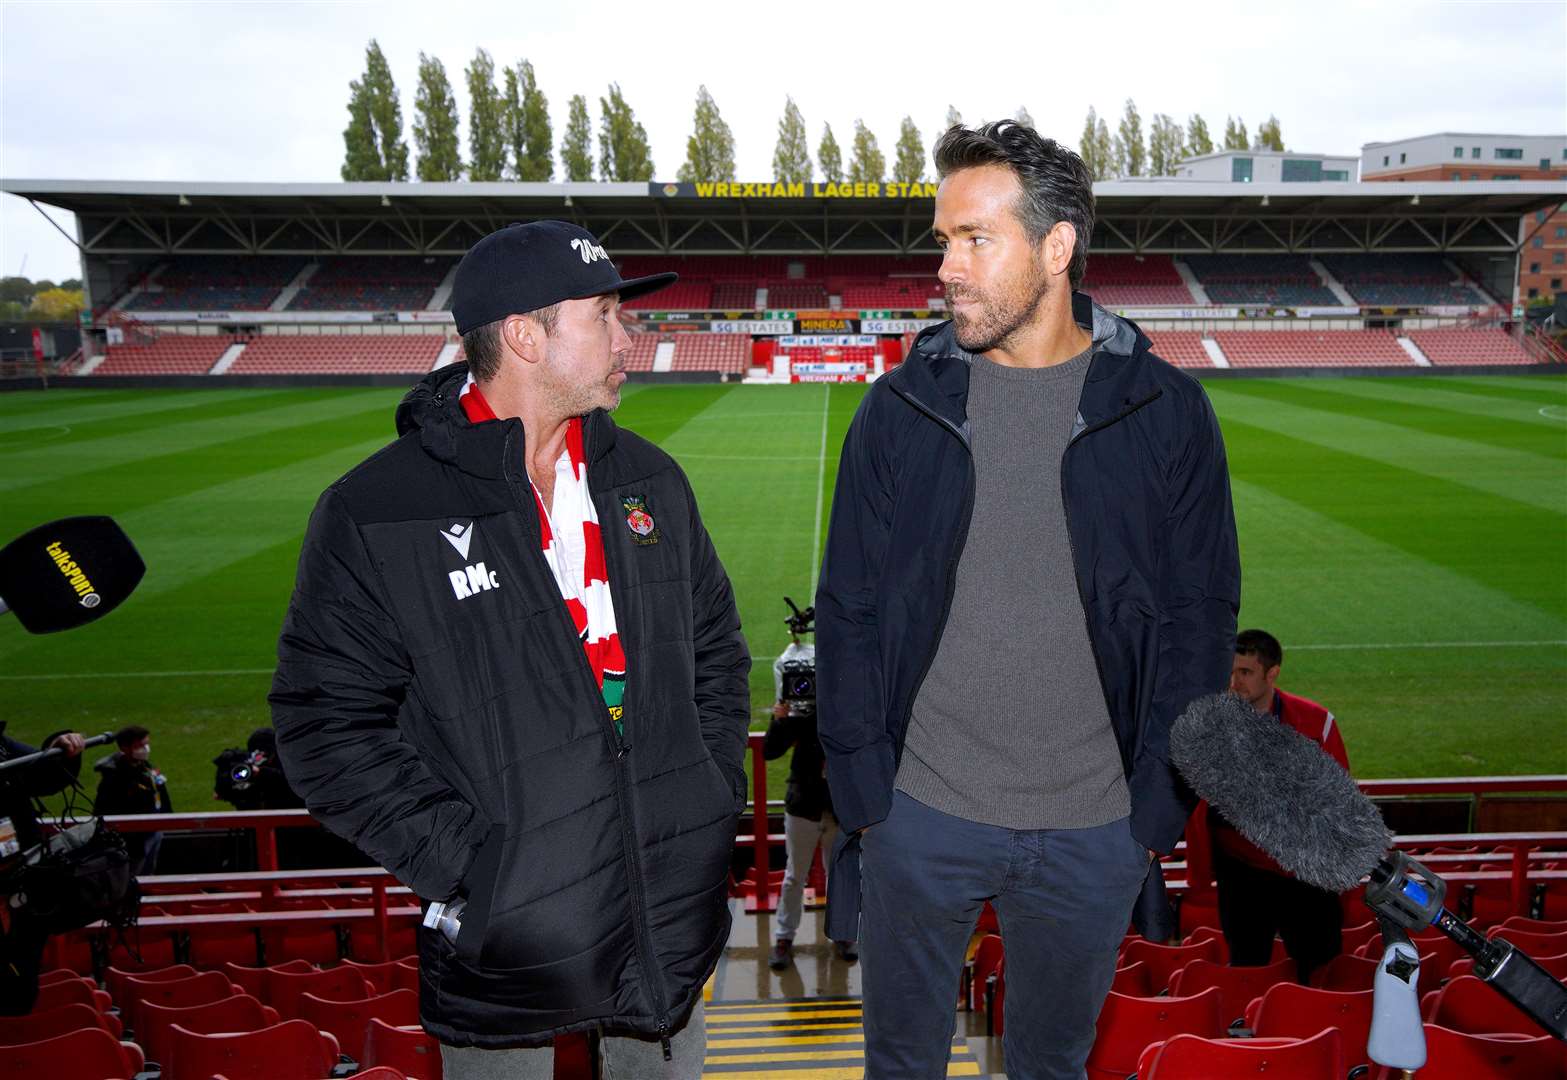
[859,791,1151,1080]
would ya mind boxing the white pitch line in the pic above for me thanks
[809,384,831,595]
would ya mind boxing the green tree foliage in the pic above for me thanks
[341,39,409,181]
[1080,107,1106,180]
[893,116,925,183]
[848,120,885,184]
[413,52,463,181]
[1254,114,1285,152]
[1187,114,1214,157]
[465,48,507,181]
[598,84,654,181]
[1224,115,1249,151]
[773,97,812,184]
[1115,98,1145,178]
[0,276,35,305]
[561,94,594,182]
[818,123,843,183]
[517,61,552,181]
[677,85,736,182]
[944,104,962,133]
[1148,113,1186,176]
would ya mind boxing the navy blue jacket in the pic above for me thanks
[816,293,1240,939]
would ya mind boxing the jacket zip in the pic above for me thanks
[1059,389,1164,776]
[887,381,976,766]
[503,423,673,1056]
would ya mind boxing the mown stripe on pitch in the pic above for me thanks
[1208,384,1565,516]
[1298,377,1567,433]
[0,388,395,496]
[1428,375,1567,408]
[1213,378,1567,464]
[0,386,302,435]
[1221,417,1567,621]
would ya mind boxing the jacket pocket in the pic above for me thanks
[454,824,505,968]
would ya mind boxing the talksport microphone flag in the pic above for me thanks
[0,516,145,633]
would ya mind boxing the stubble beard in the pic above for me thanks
[949,259,1052,355]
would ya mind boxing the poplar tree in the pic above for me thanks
[465,48,507,181]
[413,52,462,181]
[1115,98,1146,178]
[561,94,594,181]
[341,39,408,181]
[773,97,812,184]
[1187,114,1215,157]
[893,116,925,183]
[677,85,737,182]
[848,120,885,184]
[818,123,843,183]
[598,83,654,181]
[505,60,552,180]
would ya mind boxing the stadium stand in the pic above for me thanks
[1387,1024,1567,1079]
[1183,254,1341,306]
[96,332,237,375]
[1214,329,1414,367]
[1165,957,1296,1027]
[6,1026,146,1080]
[224,334,443,375]
[1409,327,1537,365]
[1244,984,1375,1071]
[1086,987,1227,1080]
[1080,254,1195,307]
[1145,330,1212,368]
[289,256,452,311]
[125,256,305,311]
[670,333,748,373]
[1319,253,1484,307]
[763,281,829,309]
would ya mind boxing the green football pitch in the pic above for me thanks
[1,376,1564,811]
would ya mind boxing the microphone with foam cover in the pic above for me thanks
[1168,692,1392,892]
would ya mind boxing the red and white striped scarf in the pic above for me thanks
[459,376,627,729]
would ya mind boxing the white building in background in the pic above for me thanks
[1173,149,1358,183]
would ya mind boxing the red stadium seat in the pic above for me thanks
[1119,937,1224,992]
[222,958,314,998]
[1408,328,1536,366]
[138,993,280,1079]
[125,969,239,1034]
[1245,983,1374,1070]
[1109,961,1152,997]
[1371,1024,1567,1080]
[343,1070,409,1080]
[106,961,195,1006]
[30,975,112,1016]
[966,934,1004,1011]
[166,1018,340,1080]
[1494,928,1567,956]
[263,964,373,1018]
[362,1016,443,1080]
[1086,987,1226,1080]
[1425,974,1545,1036]
[0,1002,121,1045]
[1496,916,1567,935]
[1136,1028,1344,1079]
[1166,957,1296,1027]
[4,1026,145,1080]
[36,967,79,985]
[343,958,421,995]
[297,987,419,1062]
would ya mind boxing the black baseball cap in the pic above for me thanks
[450,220,676,335]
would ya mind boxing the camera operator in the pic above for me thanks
[0,723,86,1015]
[763,599,857,971]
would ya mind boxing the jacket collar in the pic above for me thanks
[894,290,1161,436]
[395,362,620,480]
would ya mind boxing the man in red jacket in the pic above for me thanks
[1211,628,1349,982]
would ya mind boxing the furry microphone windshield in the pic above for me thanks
[1170,692,1392,893]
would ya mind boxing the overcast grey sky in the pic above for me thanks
[2,0,1564,282]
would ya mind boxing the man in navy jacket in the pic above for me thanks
[816,121,1240,1079]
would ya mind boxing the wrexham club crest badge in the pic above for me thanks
[622,495,660,546]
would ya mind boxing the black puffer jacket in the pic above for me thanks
[271,363,751,1048]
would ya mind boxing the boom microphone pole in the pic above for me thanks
[1170,693,1567,1057]
[0,733,115,774]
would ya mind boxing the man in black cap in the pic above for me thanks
[272,221,751,1079]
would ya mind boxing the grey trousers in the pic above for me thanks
[775,808,840,942]
[440,999,705,1080]
[860,790,1151,1080]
